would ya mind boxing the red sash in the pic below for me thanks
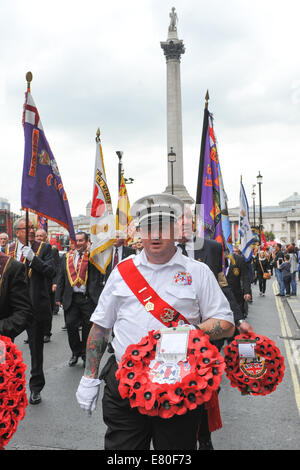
[117,257,222,432]
[7,242,17,259]
[117,258,189,328]
[66,250,89,288]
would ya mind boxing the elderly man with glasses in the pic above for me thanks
[7,216,55,405]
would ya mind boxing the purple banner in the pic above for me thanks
[21,91,75,241]
[200,113,223,246]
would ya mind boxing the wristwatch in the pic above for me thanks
[235,319,245,327]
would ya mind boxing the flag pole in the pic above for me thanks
[25,71,33,246]
[195,90,210,225]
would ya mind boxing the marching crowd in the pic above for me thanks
[0,200,299,450]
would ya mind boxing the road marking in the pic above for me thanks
[273,282,300,416]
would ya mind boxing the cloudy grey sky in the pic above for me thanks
[1,0,300,219]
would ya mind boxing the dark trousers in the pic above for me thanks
[44,292,59,337]
[27,318,46,393]
[65,293,95,357]
[100,356,203,450]
[258,276,266,294]
[283,278,291,295]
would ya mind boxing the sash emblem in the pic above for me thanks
[161,308,175,324]
[233,267,240,276]
[145,301,155,312]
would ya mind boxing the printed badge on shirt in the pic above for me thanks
[174,271,192,286]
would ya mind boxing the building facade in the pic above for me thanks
[229,192,300,246]
[47,201,92,236]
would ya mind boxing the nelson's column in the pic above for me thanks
[161,7,194,204]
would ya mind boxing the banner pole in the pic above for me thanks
[25,71,33,247]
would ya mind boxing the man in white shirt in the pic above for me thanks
[76,194,235,450]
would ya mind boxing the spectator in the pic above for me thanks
[287,245,298,295]
[278,254,291,297]
[274,243,285,297]
[255,250,270,296]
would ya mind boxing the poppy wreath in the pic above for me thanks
[0,336,28,450]
[115,328,225,419]
[224,332,285,396]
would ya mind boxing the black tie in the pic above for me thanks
[112,248,119,268]
[178,243,188,257]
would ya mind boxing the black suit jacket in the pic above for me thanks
[51,246,61,284]
[56,252,105,311]
[189,238,244,323]
[226,254,251,304]
[0,253,33,339]
[194,238,223,279]
[27,241,56,321]
[104,245,136,282]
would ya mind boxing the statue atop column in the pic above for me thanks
[169,7,178,32]
[161,8,194,204]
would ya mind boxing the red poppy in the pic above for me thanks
[118,381,131,399]
[130,384,157,411]
[175,400,188,416]
[125,343,153,361]
[180,374,207,392]
[181,386,204,410]
[138,405,159,417]
[127,372,148,394]
[157,383,184,406]
[158,402,177,419]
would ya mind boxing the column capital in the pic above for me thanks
[160,40,185,62]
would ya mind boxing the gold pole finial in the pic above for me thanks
[205,90,209,109]
[96,128,101,142]
[26,71,33,92]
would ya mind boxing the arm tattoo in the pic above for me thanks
[198,319,234,340]
[205,320,224,340]
[84,324,110,379]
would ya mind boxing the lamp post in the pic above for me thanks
[124,177,134,184]
[116,151,123,191]
[256,171,263,244]
[251,185,256,228]
[168,147,176,195]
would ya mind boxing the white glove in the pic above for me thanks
[76,376,101,415]
[22,246,35,262]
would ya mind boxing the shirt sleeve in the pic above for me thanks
[195,263,234,325]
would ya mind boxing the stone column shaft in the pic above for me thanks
[161,23,194,204]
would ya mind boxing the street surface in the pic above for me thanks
[6,279,300,451]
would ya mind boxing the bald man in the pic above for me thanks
[35,229,48,243]
[0,233,9,253]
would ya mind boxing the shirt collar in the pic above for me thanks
[136,245,188,269]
